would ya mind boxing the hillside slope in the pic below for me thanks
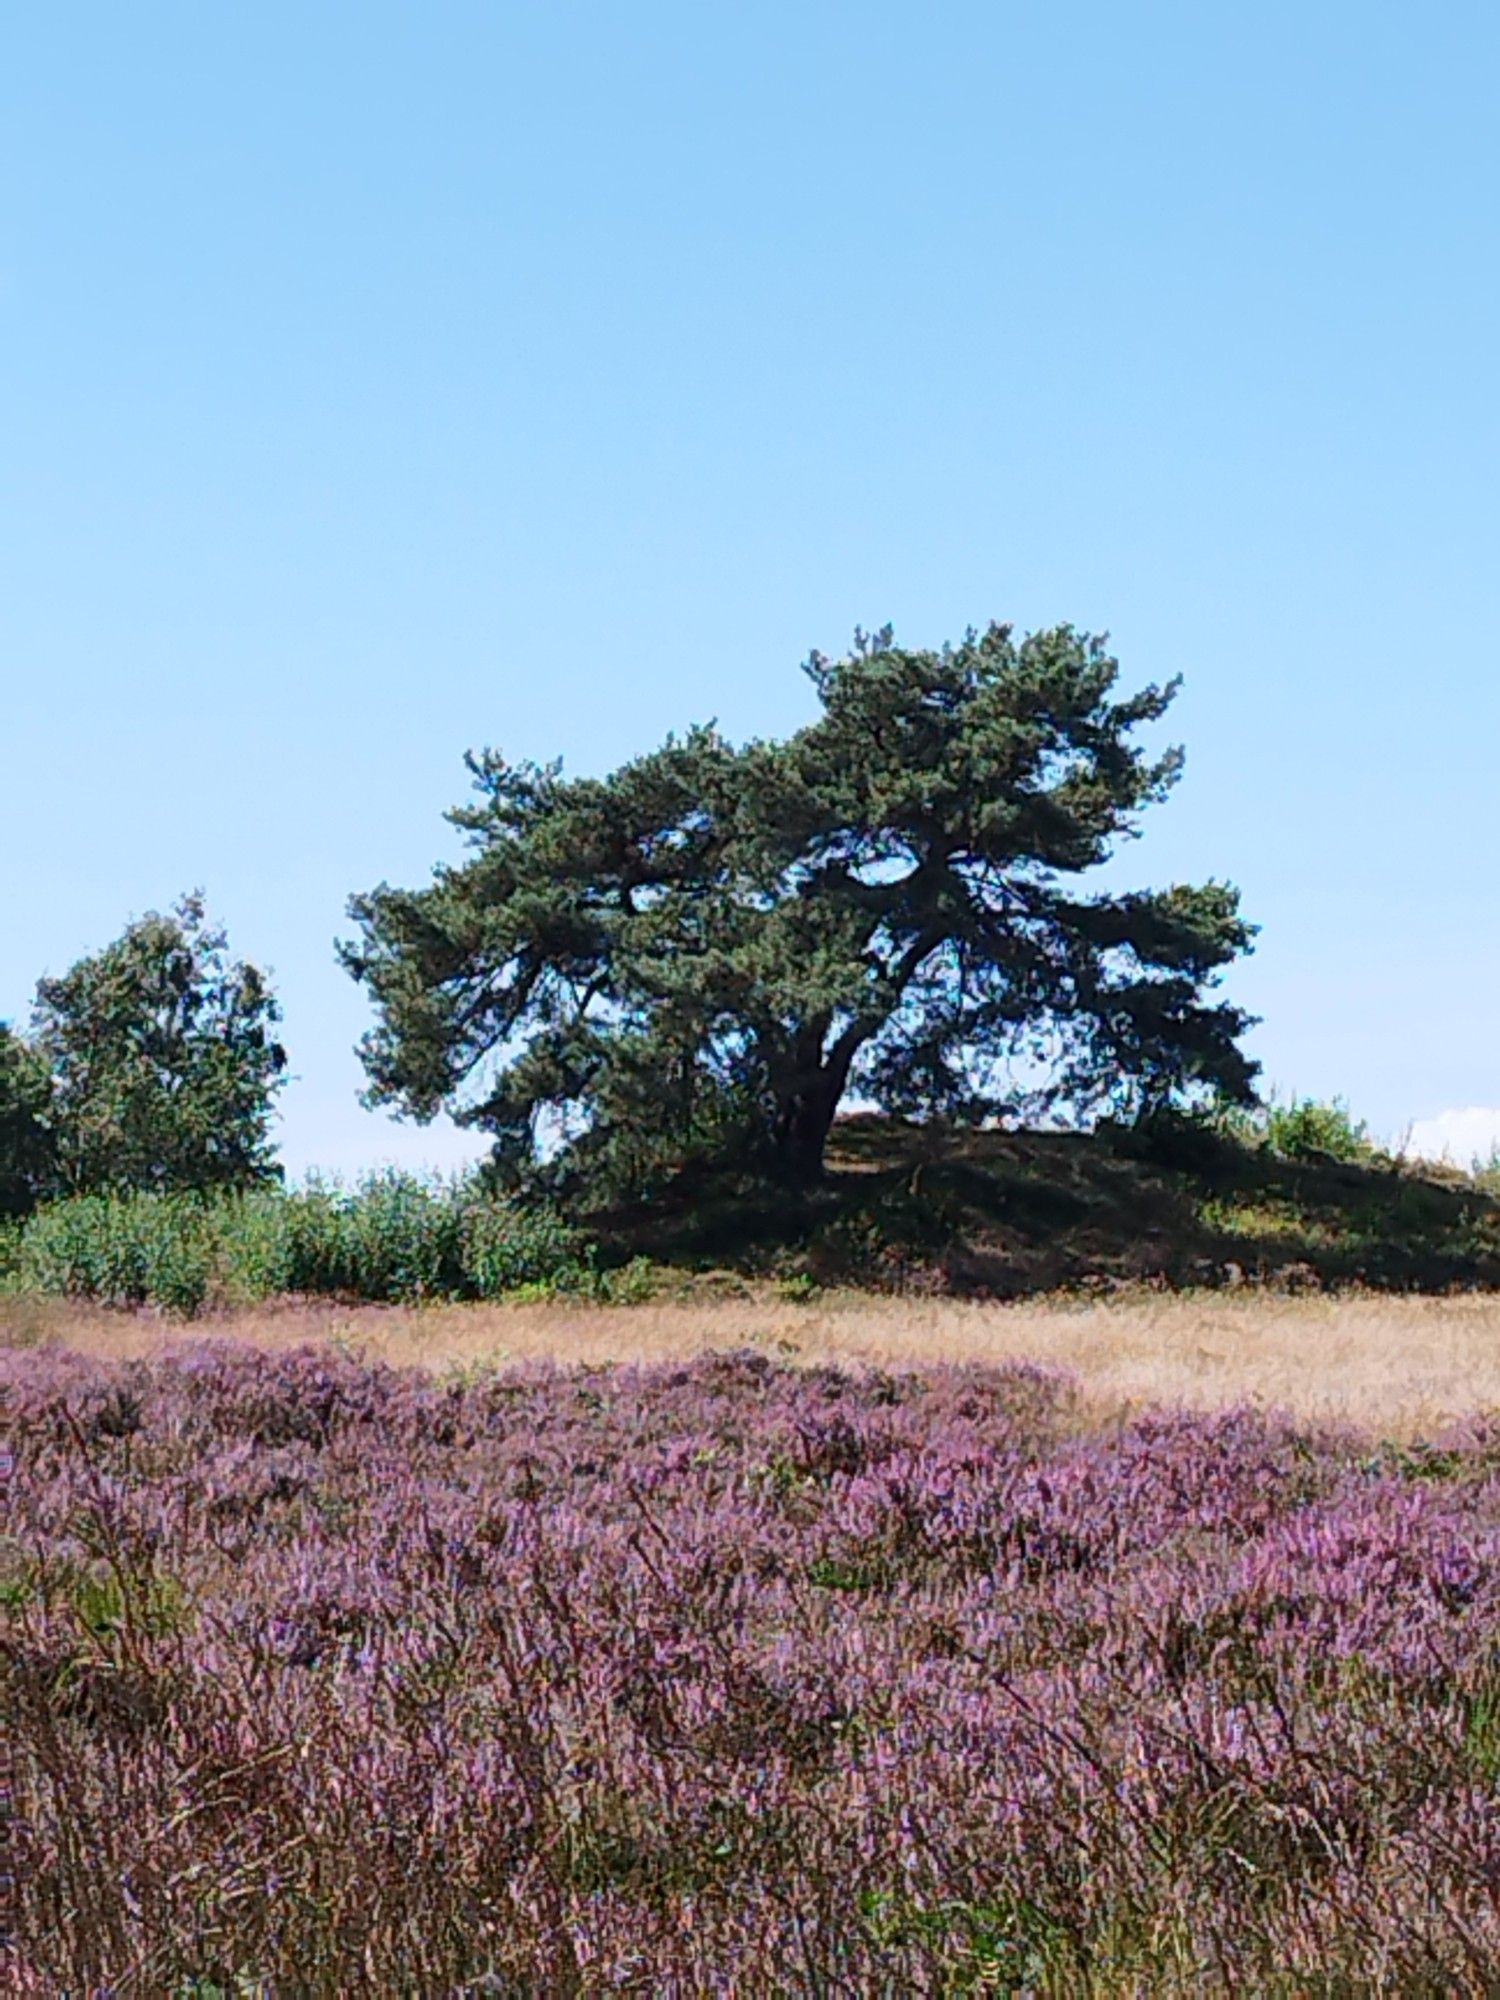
[597,1115,1500,1296]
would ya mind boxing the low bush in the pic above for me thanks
[18,1191,222,1313]
[1262,1093,1374,1164]
[7,1173,594,1313]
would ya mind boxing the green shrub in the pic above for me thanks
[775,1271,821,1304]
[279,1181,351,1296]
[460,1198,589,1297]
[595,1255,665,1304]
[0,1217,23,1288]
[7,1174,595,1315]
[1263,1096,1373,1164]
[19,1191,215,1312]
[213,1190,296,1303]
[323,1171,465,1301]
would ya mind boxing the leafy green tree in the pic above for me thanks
[0,1023,57,1218]
[342,625,1258,1192]
[32,893,288,1195]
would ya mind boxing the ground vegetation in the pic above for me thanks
[12,1342,1500,1992]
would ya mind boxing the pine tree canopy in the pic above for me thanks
[341,624,1258,1192]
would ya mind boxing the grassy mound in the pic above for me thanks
[595,1113,1500,1296]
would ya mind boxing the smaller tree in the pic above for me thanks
[31,893,288,1196]
[0,1023,57,1218]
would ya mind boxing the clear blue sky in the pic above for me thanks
[3,2,1496,1174]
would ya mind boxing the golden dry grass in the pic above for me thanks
[7,1286,1500,1436]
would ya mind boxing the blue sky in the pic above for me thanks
[3,2,1496,1174]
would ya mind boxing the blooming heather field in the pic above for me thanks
[9,1335,1500,1992]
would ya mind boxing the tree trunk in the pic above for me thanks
[769,1008,882,1179]
[776,1072,856,1176]
[772,1072,842,1181]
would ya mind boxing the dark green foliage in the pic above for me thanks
[0,1023,57,1218]
[31,893,287,1197]
[343,624,1258,1198]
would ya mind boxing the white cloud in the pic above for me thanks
[1403,1106,1500,1169]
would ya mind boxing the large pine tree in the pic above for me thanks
[342,625,1257,1192]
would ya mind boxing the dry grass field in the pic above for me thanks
[8,1285,1500,1436]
